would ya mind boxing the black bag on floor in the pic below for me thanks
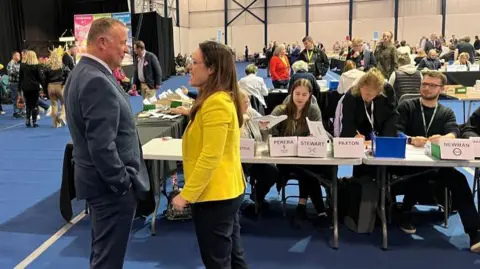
[340,175,379,234]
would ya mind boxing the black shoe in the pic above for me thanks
[290,205,308,230]
[33,123,39,128]
[470,232,480,253]
[399,214,416,234]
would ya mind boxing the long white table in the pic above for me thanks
[142,138,363,249]
[363,145,480,249]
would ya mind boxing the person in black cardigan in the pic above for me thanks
[340,68,398,177]
[298,36,329,79]
[19,50,43,128]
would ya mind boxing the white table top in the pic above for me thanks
[363,145,480,168]
[142,138,362,165]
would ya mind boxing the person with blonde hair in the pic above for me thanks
[44,49,69,127]
[238,63,268,112]
[336,60,364,94]
[341,67,397,140]
[269,43,290,88]
[19,50,43,127]
[346,37,376,71]
[454,52,472,70]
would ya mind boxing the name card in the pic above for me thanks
[333,138,365,158]
[471,64,480,71]
[297,137,328,158]
[427,139,474,160]
[469,137,480,158]
[269,136,298,157]
[240,138,255,158]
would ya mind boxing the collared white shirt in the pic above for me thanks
[238,74,269,107]
[137,50,147,83]
[82,53,112,74]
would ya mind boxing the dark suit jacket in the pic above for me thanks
[62,53,75,71]
[133,51,162,90]
[340,83,398,140]
[64,56,150,200]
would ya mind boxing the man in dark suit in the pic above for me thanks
[64,18,150,268]
[62,45,77,71]
[132,40,162,100]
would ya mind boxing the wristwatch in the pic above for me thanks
[407,137,412,145]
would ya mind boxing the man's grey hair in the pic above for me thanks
[87,18,125,45]
[292,60,309,73]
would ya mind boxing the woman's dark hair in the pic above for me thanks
[189,41,243,128]
[283,78,312,135]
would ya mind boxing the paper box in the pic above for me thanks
[240,138,255,158]
[333,138,365,158]
[469,137,480,158]
[427,139,474,160]
[268,136,298,157]
[297,137,328,158]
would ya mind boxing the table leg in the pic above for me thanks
[468,101,473,120]
[332,166,339,249]
[463,101,466,123]
[151,160,162,236]
[379,166,388,250]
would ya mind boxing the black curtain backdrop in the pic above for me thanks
[20,0,128,58]
[0,0,25,66]
[132,12,175,81]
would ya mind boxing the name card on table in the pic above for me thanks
[469,137,480,158]
[333,138,365,158]
[426,139,474,160]
[269,136,298,157]
[471,64,480,71]
[297,137,328,158]
[240,138,255,158]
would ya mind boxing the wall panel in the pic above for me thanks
[397,15,442,46]
[310,21,349,49]
[446,0,480,14]
[352,18,394,43]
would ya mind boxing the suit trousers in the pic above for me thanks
[191,194,248,269]
[87,190,137,269]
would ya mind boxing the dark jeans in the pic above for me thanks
[272,80,289,89]
[249,164,281,202]
[390,166,479,236]
[277,164,333,213]
[191,194,248,269]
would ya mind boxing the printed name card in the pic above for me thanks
[428,139,474,160]
[333,138,365,158]
[240,138,255,158]
[469,137,480,158]
[269,136,298,157]
[297,137,328,158]
[471,65,480,71]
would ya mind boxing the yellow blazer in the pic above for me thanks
[180,91,246,203]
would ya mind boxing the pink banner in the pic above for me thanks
[74,15,94,59]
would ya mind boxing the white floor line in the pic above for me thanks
[14,211,86,269]
[0,122,23,131]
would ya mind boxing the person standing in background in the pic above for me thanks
[172,41,248,269]
[298,36,329,79]
[374,31,398,79]
[18,51,43,128]
[132,40,162,100]
[7,51,23,118]
[62,45,77,72]
[64,18,150,269]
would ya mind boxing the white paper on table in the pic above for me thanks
[175,88,191,100]
[306,118,327,137]
[143,98,152,105]
[163,114,181,119]
[253,115,287,129]
[279,89,288,93]
[470,65,480,71]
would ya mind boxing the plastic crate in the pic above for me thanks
[371,132,407,158]
[328,80,339,91]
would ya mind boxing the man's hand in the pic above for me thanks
[412,136,428,147]
[428,134,442,144]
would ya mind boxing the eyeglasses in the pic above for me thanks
[421,83,443,88]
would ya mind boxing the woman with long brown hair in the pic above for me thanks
[261,78,333,229]
[171,41,248,269]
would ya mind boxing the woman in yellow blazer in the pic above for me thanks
[172,41,248,269]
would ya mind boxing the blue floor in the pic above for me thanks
[0,62,479,268]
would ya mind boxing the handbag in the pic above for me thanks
[16,95,25,110]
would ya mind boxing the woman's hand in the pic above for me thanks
[171,106,190,116]
[172,195,188,211]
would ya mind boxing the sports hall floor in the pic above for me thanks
[0,62,479,269]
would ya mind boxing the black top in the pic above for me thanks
[19,63,42,92]
[288,71,321,97]
[340,83,398,140]
[396,98,459,137]
[298,47,329,78]
[456,41,476,64]
[461,106,480,138]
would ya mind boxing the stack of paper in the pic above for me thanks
[253,115,287,129]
